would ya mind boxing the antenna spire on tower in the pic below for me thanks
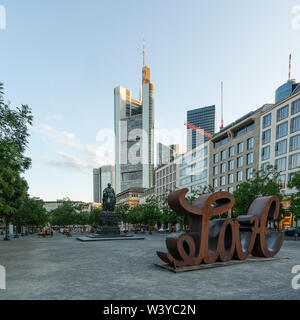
[143,38,146,67]
[288,53,292,80]
[220,81,224,130]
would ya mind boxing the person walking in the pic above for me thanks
[50,228,54,237]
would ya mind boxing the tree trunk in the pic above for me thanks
[4,218,10,240]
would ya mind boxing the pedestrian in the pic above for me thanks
[50,228,53,237]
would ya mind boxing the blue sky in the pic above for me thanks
[1,0,300,202]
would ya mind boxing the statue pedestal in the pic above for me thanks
[97,211,120,236]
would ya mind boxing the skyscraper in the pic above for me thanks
[157,143,180,168]
[187,105,215,150]
[114,59,154,194]
[93,165,115,203]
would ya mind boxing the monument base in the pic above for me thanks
[155,256,289,273]
[77,236,145,242]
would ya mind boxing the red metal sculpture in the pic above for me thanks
[157,189,285,267]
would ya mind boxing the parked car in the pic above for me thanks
[284,227,300,236]
[158,228,171,233]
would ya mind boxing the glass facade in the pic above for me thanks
[275,80,296,104]
[187,105,215,149]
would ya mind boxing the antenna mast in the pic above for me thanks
[220,81,224,130]
[288,53,292,80]
[143,38,145,67]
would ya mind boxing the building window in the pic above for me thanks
[228,186,234,193]
[213,178,218,188]
[228,159,234,171]
[246,168,253,180]
[247,137,254,150]
[262,129,271,145]
[261,146,270,161]
[234,122,254,137]
[221,163,226,173]
[228,173,234,184]
[237,171,243,182]
[275,139,287,157]
[291,115,300,134]
[220,176,226,186]
[237,142,244,154]
[214,136,229,148]
[213,165,219,176]
[291,99,300,115]
[275,157,286,172]
[289,152,300,169]
[277,105,289,122]
[290,134,300,152]
[229,146,234,157]
[263,113,271,128]
[213,153,219,164]
[276,121,288,139]
[261,162,270,173]
[247,152,254,165]
[221,150,226,161]
[237,156,243,168]
[277,174,286,188]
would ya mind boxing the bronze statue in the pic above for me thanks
[102,183,116,212]
[157,188,285,267]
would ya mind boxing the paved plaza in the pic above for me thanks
[0,232,300,300]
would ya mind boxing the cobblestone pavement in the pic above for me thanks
[0,232,299,300]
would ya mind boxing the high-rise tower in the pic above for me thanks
[186,105,216,150]
[114,43,154,194]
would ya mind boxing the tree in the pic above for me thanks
[0,82,33,239]
[115,203,130,230]
[140,196,161,232]
[233,166,284,221]
[88,208,101,227]
[12,196,49,235]
[50,201,76,227]
[288,170,300,225]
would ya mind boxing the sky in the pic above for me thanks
[0,0,300,202]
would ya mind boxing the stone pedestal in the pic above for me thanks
[97,211,120,236]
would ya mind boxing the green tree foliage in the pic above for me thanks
[115,203,130,225]
[139,196,161,230]
[12,196,49,233]
[288,170,300,224]
[88,208,101,227]
[0,83,33,239]
[50,201,77,227]
[233,165,283,218]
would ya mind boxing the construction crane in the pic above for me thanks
[184,121,213,139]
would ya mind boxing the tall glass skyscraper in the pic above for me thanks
[187,105,216,150]
[114,65,155,194]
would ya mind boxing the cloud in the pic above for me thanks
[31,123,114,173]
[33,124,81,149]
[40,151,91,173]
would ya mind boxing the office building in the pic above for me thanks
[155,161,178,200]
[209,107,264,193]
[177,142,209,194]
[157,143,180,168]
[114,63,154,194]
[93,165,115,203]
[187,105,215,150]
[259,80,300,195]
